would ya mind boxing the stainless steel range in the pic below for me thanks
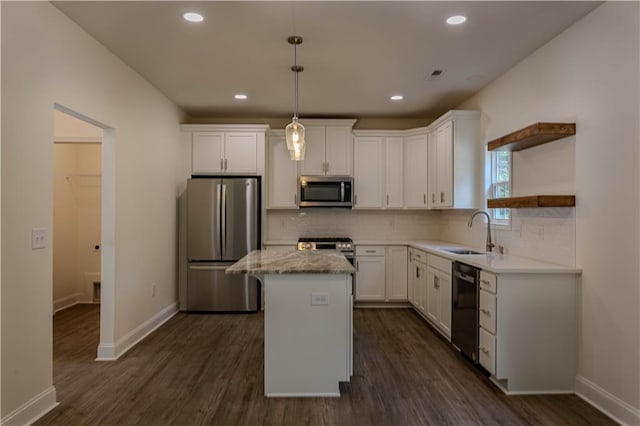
[297,237,354,262]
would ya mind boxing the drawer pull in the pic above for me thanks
[365,250,376,253]
[480,308,491,315]
[480,279,491,285]
[480,347,490,355]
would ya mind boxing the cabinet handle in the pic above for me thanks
[434,276,439,289]
[416,267,420,278]
[220,158,224,170]
[354,195,358,205]
[225,159,228,170]
[423,194,426,204]
[409,252,413,261]
[294,194,297,204]
[440,192,444,203]
[480,279,491,285]
[365,250,376,253]
[386,194,389,205]
[480,308,491,315]
[356,261,359,272]
[326,162,329,173]
[432,193,435,203]
[480,347,490,355]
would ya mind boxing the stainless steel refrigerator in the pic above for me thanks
[185,177,260,311]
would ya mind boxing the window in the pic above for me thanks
[490,151,511,224]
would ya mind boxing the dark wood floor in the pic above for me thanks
[37,304,614,425]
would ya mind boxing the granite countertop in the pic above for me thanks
[226,249,356,275]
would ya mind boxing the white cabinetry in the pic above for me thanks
[355,245,407,302]
[408,248,428,314]
[299,120,356,176]
[425,254,452,339]
[183,124,269,176]
[354,246,385,301]
[353,131,404,209]
[478,270,578,394]
[428,110,480,209]
[267,130,298,209]
[353,137,383,208]
[403,130,429,208]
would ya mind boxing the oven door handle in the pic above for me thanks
[340,182,345,202]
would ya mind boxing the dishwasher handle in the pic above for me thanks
[454,271,476,283]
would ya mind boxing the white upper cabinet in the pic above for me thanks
[428,110,480,209]
[299,119,356,176]
[353,136,383,208]
[403,131,429,208]
[184,124,269,176]
[353,130,405,210]
[267,131,298,209]
[385,137,404,208]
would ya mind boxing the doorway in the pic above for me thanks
[53,109,102,331]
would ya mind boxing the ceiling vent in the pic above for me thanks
[427,69,446,81]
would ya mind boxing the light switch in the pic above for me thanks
[32,228,46,250]
[311,292,329,306]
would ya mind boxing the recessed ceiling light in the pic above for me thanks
[183,12,204,23]
[234,94,248,100]
[446,15,467,25]
[390,95,404,101]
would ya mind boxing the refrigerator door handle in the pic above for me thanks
[221,183,227,258]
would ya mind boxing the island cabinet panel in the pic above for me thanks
[484,272,578,394]
[264,274,352,397]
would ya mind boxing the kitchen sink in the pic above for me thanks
[442,248,485,255]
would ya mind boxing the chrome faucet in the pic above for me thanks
[468,210,495,253]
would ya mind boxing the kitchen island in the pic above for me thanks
[227,249,355,397]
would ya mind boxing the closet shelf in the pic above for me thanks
[487,122,576,152]
[487,195,575,208]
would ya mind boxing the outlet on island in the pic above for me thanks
[311,292,329,306]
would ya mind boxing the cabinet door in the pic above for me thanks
[427,131,438,207]
[436,122,453,208]
[404,134,429,208]
[193,132,224,174]
[426,266,439,323]
[353,137,383,208]
[438,272,452,338]
[355,256,386,301]
[267,134,298,208]
[224,132,258,173]
[325,126,352,176]
[384,137,404,208]
[385,246,407,301]
[300,126,325,175]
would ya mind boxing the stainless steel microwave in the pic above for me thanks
[299,176,353,208]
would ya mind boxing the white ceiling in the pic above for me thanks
[52,1,600,120]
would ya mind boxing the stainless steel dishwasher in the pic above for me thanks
[451,262,480,363]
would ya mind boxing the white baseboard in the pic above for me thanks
[96,301,178,361]
[576,375,640,425]
[1,386,58,426]
[53,293,84,313]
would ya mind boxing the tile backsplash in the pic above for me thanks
[266,209,441,242]
[440,208,576,267]
[267,207,576,267]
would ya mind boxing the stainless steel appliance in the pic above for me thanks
[186,177,260,312]
[297,237,355,293]
[299,176,352,208]
[451,261,480,362]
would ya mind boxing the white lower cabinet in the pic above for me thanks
[355,245,407,302]
[479,269,578,393]
[425,254,452,339]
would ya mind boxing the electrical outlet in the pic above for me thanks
[32,228,46,250]
[311,292,329,306]
[151,282,156,297]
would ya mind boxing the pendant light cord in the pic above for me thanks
[294,43,299,119]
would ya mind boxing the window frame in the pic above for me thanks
[489,150,512,229]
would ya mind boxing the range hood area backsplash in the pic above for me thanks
[266,208,576,268]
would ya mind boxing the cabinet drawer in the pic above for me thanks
[427,254,451,273]
[479,270,497,293]
[411,249,427,264]
[479,327,496,375]
[356,246,385,256]
[479,289,496,334]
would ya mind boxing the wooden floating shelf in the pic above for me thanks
[488,122,576,152]
[487,195,575,209]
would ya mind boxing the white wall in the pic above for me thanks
[1,2,186,423]
[266,210,442,243]
[451,2,639,422]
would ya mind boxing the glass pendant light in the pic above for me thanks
[285,36,305,161]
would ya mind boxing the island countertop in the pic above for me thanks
[226,249,356,275]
